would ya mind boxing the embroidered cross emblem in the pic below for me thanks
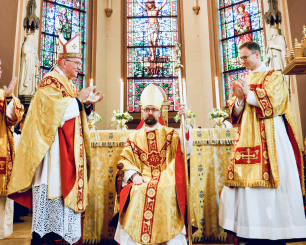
[242,148,257,163]
[72,44,77,49]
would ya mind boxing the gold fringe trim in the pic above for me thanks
[225,179,278,188]
[193,139,235,146]
[91,141,125,147]
[0,190,7,196]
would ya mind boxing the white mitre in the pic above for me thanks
[140,84,164,109]
[58,33,82,61]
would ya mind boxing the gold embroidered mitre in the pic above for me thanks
[140,84,164,109]
[58,33,82,61]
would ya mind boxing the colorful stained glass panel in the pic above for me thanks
[219,0,265,105]
[40,0,87,91]
[127,0,180,112]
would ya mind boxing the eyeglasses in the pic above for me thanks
[239,52,256,62]
[65,59,82,67]
[143,108,159,113]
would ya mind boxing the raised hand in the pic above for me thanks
[86,91,104,104]
[4,77,17,97]
[77,86,96,102]
[232,81,244,102]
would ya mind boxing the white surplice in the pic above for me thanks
[0,101,16,239]
[219,63,306,239]
[115,124,192,245]
[31,67,82,245]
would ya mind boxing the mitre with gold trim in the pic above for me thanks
[58,33,81,62]
[140,84,164,109]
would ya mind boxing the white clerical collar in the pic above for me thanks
[54,66,66,77]
[248,62,270,74]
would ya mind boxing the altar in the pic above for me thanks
[83,128,237,244]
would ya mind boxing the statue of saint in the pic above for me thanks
[18,34,39,96]
[265,27,289,87]
[135,0,167,62]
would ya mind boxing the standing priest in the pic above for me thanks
[0,60,24,239]
[219,41,306,244]
[8,33,104,244]
[114,84,193,245]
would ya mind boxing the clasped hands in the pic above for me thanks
[233,77,249,103]
[77,86,104,104]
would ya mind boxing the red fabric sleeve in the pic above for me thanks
[9,190,32,210]
[58,118,76,199]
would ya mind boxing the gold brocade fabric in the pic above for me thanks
[190,128,237,242]
[0,89,24,196]
[226,70,305,194]
[84,128,235,244]
[119,126,184,245]
[8,71,91,213]
[83,130,132,244]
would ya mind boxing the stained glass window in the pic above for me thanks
[219,0,265,105]
[126,0,180,112]
[40,0,87,91]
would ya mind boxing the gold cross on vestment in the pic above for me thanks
[72,44,77,49]
[242,148,256,164]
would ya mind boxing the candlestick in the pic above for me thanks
[215,76,220,109]
[120,79,124,113]
[182,79,187,108]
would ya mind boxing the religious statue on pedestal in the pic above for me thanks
[265,26,289,87]
[18,33,39,96]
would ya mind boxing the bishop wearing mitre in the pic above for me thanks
[114,84,193,245]
[8,33,103,244]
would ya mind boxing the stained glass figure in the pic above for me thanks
[40,0,87,91]
[127,0,180,112]
[219,0,265,105]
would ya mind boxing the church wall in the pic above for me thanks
[182,0,215,128]
[0,0,19,89]
[286,0,306,148]
[94,0,121,130]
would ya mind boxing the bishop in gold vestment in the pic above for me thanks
[115,84,192,245]
[219,42,306,241]
[8,33,104,244]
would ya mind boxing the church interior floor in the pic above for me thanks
[1,216,305,245]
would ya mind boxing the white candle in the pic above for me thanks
[120,79,124,113]
[178,70,183,105]
[108,0,112,8]
[90,78,93,95]
[215,76,220,109]
[182,79,187,108]
[194,0,197,6]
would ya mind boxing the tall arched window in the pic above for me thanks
[126,0,180,112]
[40,0,87,91]
[218,0,265,105]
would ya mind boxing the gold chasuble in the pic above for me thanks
[226,70,305,195]
[8,70,91,213]
[0,90,24,196]
[118,125,186,245]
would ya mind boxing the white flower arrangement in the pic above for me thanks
[174,108,197,124]
[111,110,133,127]
[208,108,229,120]
[91,111,102,122]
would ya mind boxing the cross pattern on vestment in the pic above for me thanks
[242,148,258,164]
[72,44,77,49]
